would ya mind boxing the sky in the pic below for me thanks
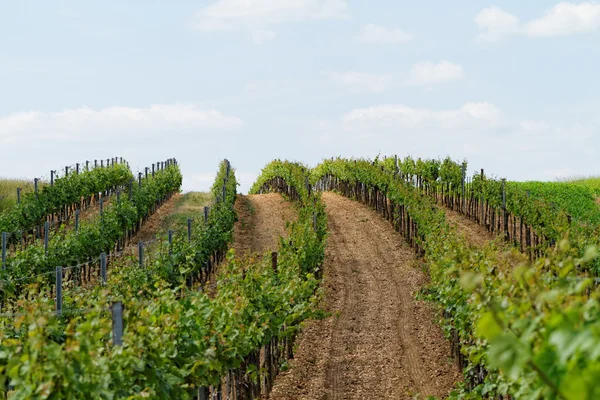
[1,1,600,193]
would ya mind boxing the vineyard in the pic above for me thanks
[0,155,598,399]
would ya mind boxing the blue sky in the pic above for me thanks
[1,1,599,192]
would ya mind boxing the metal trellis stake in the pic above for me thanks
[111,302,124,346]
[101,252,107,285]
[138,241,144,268]
[44,221,49,253]
[56,267,63,316]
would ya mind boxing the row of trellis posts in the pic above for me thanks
[313,171,494,389]
[387,157,554,261]
[1,159,178,267]
[0,159,292,399]
[1,162,316,399]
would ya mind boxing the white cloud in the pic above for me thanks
[193,0,349,42]
[0,104,243,145]
[327,71,393,93]
[356,24,412,44]
[311,101,600,183]
[475,6,520,42]
[405,61,464,86]
[341,102,502,129]
[525,2,600,37]
[475,2,600,41]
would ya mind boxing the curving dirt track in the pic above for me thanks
[441,207,495,248]
[270,192,460,400]
[233,193,297,256]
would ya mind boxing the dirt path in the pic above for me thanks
[270,192,459,400]
[122,193,182,250]
[441,207,496,248]
[233,193,297,256]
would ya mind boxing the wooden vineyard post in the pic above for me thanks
[16,187,20,204]
[34,178,39,197]
[138,172,142,188]
[187,219,192,241]
[168,230,173,256]
[272,252,278,273]
[50,170,55,186]
[204,206,209,223]
[111,302,124,346]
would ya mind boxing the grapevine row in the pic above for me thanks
[0,158,133,242]
[380,155,600,273]
[312,157,600,399]
[0,159,327,399]
[0,159,182,304]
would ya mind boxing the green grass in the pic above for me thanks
[0,178,35,214]
[510,181,600,224]
[161,192,214,232]
[561,176,600,195]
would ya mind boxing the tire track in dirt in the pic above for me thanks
[270,192,459,400]
[233,193,297,256]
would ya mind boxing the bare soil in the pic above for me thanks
[441,207,496,248]
[138,193,182,242]
[233,193,297,256]
[270,192,460,400]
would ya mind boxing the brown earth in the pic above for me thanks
[270,192,460,400]
[116,193,182,260]
[441,207,496,248]
[233,193,297,256]
[133,193,182,243]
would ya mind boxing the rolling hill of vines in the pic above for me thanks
[1,155,599,399]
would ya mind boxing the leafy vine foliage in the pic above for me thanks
[312,157,600,400]
[0,159,327,399]
[0,160,182,304]
[378,156,600,274]
[0,161,133,238]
